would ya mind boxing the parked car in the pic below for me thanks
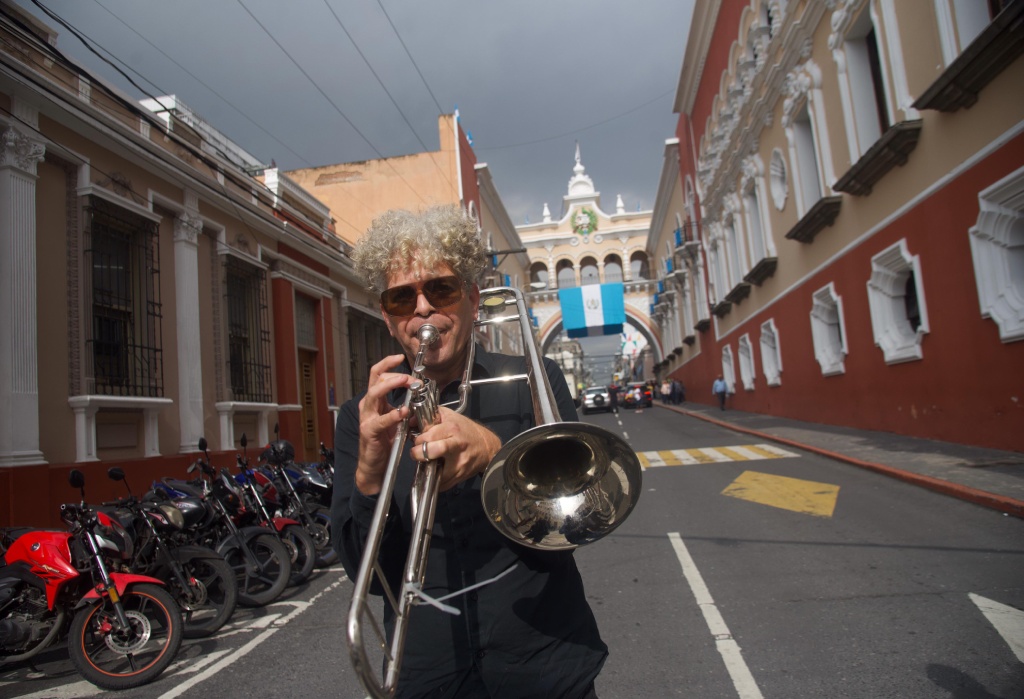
[580,386,612,414]
[622,382,653,408]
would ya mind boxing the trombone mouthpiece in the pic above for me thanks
[417,324,439,345]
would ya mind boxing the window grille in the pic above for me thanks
[85,198,164,396]
[225,256,272,403]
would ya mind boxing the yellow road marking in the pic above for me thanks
[636,444,799,467]
[722,470,839,517]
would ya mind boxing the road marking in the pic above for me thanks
[722,471,839,517]
[668,532,764,699]
[970,593,1024,663]
[159,576,345,699]
[637,444,800,469]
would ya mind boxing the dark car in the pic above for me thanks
[580,386,612,414]
[622,382,653,408]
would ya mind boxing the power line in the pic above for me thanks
[234,0,431,207]
[374,0,445,116]
[477,87,675,151]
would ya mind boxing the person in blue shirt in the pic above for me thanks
[712,375,728,410]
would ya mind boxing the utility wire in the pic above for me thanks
[374,0,445,115]
[235,0,430,206]
[92,0,314,169]
[319,0,455,192]
[477,87,675,151]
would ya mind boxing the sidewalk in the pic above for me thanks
[656,401,1024,519]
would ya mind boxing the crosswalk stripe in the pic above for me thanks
[636,444,800,468]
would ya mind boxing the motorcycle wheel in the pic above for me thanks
[171,553,238,639]
[309,507,338,568]
[221,532,290,607]
[280,524,315,587]
[68,583,182,691]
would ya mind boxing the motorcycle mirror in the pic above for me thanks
[240,433,248,448]
[198,436,208,452]
[187,462,198,474]
[68,469,85,488]
[107,467,125,481]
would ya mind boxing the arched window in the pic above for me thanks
[529,262,549,289]
[556,259,577,288]
[630,252,650,281]
[604,255,624,283]
[580,256,599,285]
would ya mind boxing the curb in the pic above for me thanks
[657,404,1024,520]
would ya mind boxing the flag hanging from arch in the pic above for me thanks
[558,283,625,338]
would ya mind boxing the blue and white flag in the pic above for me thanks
[559,283,625,338]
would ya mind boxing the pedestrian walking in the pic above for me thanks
[660,380,671,404]
[712,375,728,410]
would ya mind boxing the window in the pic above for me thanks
[529,262,549,289]
[630,252,650,280]
[866,240,929,363]
[556,259,577,288]
[85,198,163,397]
[935,0,1007,64]
[770,149,788,211]
[724,218,746,289]
[841,12,891,158]
[810,283,848,376]
[970,166,1024,342]
[225,255,272,402]
[604,255,624,283]
[721,345,736,393]
[738,334,756,390]
[580,256,599,285]
[744,183,769,263]
[791,103,823,215]
[759,318,783,386]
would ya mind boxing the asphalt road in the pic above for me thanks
[4,407,1023,698]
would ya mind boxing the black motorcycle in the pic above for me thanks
[154,438,291,607]
[104,467,237,639]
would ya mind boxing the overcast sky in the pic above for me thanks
[14,0,694,227]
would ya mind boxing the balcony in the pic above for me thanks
[712,300,732,318]
[833,120,923,196]
[785,195,842,244]
[913,2,1024,112]
[724,282,752,305]
[744,256,778,286]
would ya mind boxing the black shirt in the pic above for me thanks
[332,347,607,698]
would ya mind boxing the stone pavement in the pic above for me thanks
[656,401,1024,519]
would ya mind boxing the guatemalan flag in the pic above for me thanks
[558,283,625,338]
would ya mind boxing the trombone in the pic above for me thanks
[347,286,642,698]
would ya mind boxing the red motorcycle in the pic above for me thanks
[0,470,183,690]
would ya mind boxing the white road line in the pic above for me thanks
[695,448,732,462]
[158,577,345,699]
[970,593,1024,663]
[8,679,97,699]
[668,532,763,699]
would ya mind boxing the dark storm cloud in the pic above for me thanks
[13,0,694,225]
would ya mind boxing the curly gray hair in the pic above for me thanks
[352,205,487,295]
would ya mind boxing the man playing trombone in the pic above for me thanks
[332,205,607,698]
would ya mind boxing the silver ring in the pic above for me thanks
[422,441,429,461]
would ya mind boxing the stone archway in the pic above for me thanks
[538,311,664,364]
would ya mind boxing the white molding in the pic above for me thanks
[969,165,1024,343]
[738,333,756,390]
[214,401,276,451]
[759,318,783,386]
[810,282,848,376]
[866,239,929,363]
[68,396,173,462]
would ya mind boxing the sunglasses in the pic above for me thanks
[380,275,464,317]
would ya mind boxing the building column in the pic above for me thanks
[0,122,46,466]
[174,193,204,453]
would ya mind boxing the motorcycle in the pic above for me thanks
[104,467,237,639]
[232,434,315,587]
[153,437,291,607]
[0,470,182,690]
[260,435,337,568]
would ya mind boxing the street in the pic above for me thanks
[3,407,1023,698]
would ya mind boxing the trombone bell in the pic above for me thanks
[481,421,642,551]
